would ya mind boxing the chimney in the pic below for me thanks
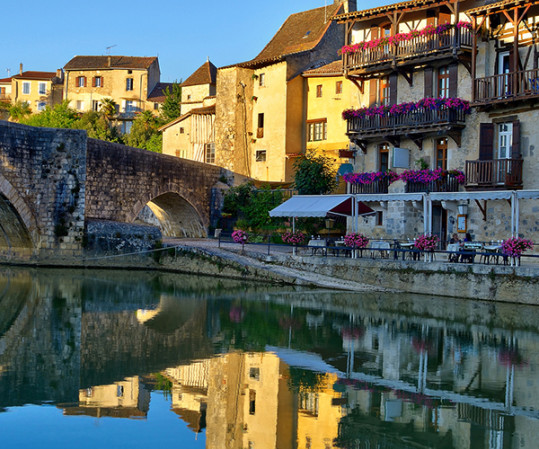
[56,68,64,81]
[19,63,23,75]
[335,0,356,13]
[108,56,111,68]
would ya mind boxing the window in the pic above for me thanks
[497,123,513,159]
[249,390,256,415]
[316,84,322,98]
[126,78,134,91]
[38,82,46,95]
[259,73,265,87]
[255,150,266,162]
[37,102,46,111]
[436,137,448,169]
[204,143,215,164]
[379,77,390,106]
[22,82,30,94]
[249,367,260,380]
[176,149,187,158]
[92,100,100,112]
[76,76,86,88]
[257,113,264,138]
[93,76,102,87]
[187,94,191,100]
[378,143,390,172]
[154,102,159,110]
[117,385,124,397]
[76,100,84,111]
[307,119,327,142]
[437,66,450,98]
[125,100,135,112]
[179,127,184,134]
[336,81,343,95]
[121,121,133,134]
[376,211,383,226]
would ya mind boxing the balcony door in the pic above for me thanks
[497,122,513,184]
[498,51,511,97]
[436,138,448,170]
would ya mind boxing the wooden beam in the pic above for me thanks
[398,69,414,86]
[447,129,462,147]
[384,136,401,147]
[474,199,488,221]
[406,135,423,150]
[348,77,364,94]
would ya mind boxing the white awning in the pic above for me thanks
[429,191,513,201]
[353,193,425,202]
[269,195,353,217]
[517,190,539,200]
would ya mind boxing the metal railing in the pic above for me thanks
[465,158,523,189]
[349,178,390,194]
[405,174,461,193]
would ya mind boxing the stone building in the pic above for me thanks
[215,0,357,184]
[63,55,163,133]
[10,64,64,112]
[180,59,217,115]
[335,0,539,244]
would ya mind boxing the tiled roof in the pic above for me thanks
[147,82,174,102]
[302,60,343,77]
[11,71,57,80]
[466,0,537,15]
[225,3,343,69]
[64,55,158,70]
[181,61,217,87]
[0,77,11,83]
[335,0,447,22]
[158,105,215,131]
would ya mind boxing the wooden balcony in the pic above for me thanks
[473,69,539,105]
[405,174,461,193]
[346,106,467,143]
[344,27,472,74]
[349,178,390,194]
[465,159,523,190]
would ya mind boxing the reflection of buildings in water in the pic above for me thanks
[164,352,345,449]
[166,360,210,434]
[63,376,150,419]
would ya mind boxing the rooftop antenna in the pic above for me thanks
[105,44,117,55]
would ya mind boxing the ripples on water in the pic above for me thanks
[0,267,538,449]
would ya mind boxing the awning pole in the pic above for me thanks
[423,194,428,235]
[515,194,520,237]
[354,196,358,232]
[292,217,295,233]
[511,192,515,238]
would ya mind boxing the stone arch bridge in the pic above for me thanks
[0,121,226,254]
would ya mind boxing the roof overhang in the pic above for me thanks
[466,0,539,16]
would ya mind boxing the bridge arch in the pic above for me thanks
[132,190,207,238]
[0,175,38,250]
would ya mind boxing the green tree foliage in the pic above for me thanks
[223,182,283,231]
[8,101,32,122]
[293,151,337,195]
[160,82,182,123]
[22,101,79,128]
[126,111,163,152]
[78,111,124,143]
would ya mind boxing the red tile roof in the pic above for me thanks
[64,55,158,70]
[0,77,11,83]
[147,82,174,102]
[225,3,343,69]
[181,61,217,87]
[302,60,343,77]
[11,71,57,80]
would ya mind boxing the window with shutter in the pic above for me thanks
[511,120,521,159]
[448,64,458,97]
[369,79,377,106]
[389,73,398,104]
[424,68,433,97]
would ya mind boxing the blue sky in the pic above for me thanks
[4,0,390,83]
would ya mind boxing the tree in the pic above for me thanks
[9,101,32,122]
[99,98,118,121]
[160,82,182,122]
[78,110,124,144]
[22,101,79,128]
[293,151,337,195]
[126,111,162,152]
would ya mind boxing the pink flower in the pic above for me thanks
[344,233,369,248]
[232,229,248,244]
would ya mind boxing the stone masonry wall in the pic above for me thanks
[0,121,86,252]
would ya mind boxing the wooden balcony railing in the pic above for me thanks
[405,174,461,193]
[344,27,472,72]
[474,69,539,104]
[346,106,467,136]
[465,159,523,189]
[349,178,390,194]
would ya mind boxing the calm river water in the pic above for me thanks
[0,267,538,449]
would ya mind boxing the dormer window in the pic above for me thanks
[303,30,311,38]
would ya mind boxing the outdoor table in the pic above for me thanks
[400,242,418,260]
[369,240,391,258]
[482,245,503,264]
[460,242,482,263]
[447,243,460,262]
[333,240,350,257]
[307,239,327,256]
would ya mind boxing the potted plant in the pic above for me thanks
[232,229,248,253]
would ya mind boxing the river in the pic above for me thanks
[0,267,538,448]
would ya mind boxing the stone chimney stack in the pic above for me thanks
[108,56,112,67]
[56,69,64,81]
[334,0,356,13]
[19,63,23,75]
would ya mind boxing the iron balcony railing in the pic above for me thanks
[465,158,523,189]
[474,68,539,104]
[346,105,467,136]
[344,27,472,71]
[405,173,461,193]
[348,178,391,194]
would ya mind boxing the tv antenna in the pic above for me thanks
[105,44,117,55]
